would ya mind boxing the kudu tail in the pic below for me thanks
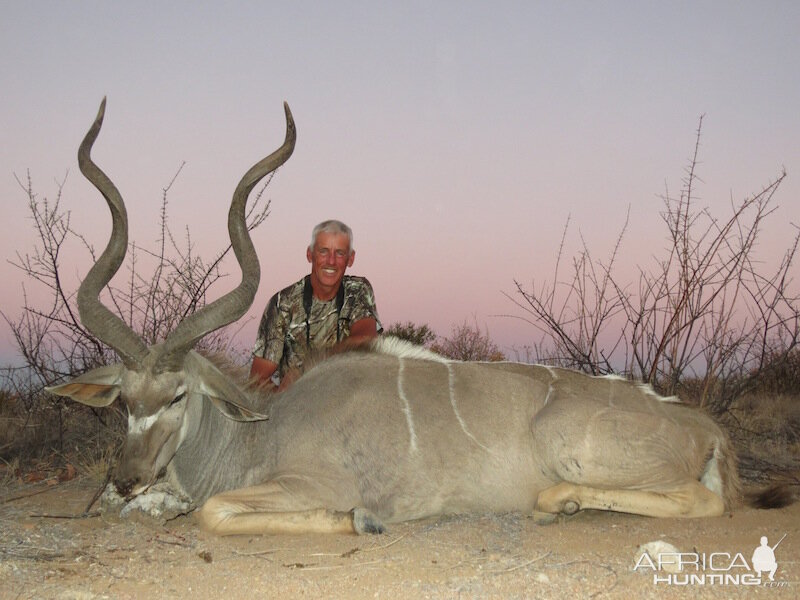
[720,435,799,510]
[711,433,800,511]
[745,479,800,510]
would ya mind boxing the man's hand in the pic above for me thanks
[250,356,278,387]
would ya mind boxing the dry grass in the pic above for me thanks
[676,351,800,487]
[70,443,117,485]
[0,456,20,488]
[0,390,26,456]
[718,392,800,484]
[0,389,123,484]
[729,394,800,443]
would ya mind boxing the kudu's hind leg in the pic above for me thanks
[197,479,385,536]
[535,480,725,519]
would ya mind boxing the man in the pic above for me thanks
[250,219,381,389]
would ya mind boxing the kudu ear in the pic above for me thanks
[186,352,269,422]
[46,363,124,407]
[204,393,270,422]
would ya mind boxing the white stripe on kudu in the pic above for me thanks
[397,357,418,454]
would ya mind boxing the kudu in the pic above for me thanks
[51,100,746,535]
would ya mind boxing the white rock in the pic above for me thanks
[635,540,683,574]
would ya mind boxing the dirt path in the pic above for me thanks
[1,478,798,599]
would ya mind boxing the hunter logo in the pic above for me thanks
[752,535,784,582]
[634,534,788,587]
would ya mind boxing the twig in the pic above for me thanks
[0,482,58,504]
[230,548,283,557]
[487,551,551,574]
[84,468,113,514]
[589,562,618,598]
[0,547,68,562]
[361,532,408,552]
[287,559,384,571]
[28,511,101,519]
[155,537,193,548]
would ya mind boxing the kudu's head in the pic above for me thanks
[48,99,296,497]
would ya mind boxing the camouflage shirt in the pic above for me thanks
[252,275,381,380]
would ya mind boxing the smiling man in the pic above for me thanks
[250,220,381,390]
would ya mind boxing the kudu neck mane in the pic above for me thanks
[201,336,447,400]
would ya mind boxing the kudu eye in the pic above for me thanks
[169,392,186,407]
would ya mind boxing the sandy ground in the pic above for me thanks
[1,477,798,599]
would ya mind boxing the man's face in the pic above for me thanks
[307,231,354,297]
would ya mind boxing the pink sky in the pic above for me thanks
[2,2,798,365]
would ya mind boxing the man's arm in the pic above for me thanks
[250,290,285,388]
[344,277,381,345]
[252,317,377,391]
[343,317,378,347]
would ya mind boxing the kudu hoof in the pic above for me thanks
[351,508,386,535]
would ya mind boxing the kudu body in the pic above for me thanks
[51,101,741,535]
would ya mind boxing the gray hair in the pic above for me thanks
[309,220,354,253]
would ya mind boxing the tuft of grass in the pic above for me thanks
[0,456,20,487]
[71,444,118,485]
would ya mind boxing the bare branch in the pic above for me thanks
[507,117,797,408]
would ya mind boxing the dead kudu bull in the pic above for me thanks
[49,100,780,535]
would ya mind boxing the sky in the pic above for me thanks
[2,1,799,365]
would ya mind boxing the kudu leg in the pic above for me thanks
[196,479,385,536]
[535,480,725,519]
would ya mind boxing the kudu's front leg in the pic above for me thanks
[197,479,385,535]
